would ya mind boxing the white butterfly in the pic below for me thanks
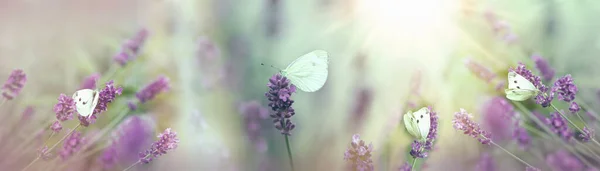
[72,89,100,118]
[403,107,431,142]
[504,71,539,101]
[281,50,329,92]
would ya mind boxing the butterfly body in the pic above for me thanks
[505,71,539,101]
[72,89,100,118]
[281,50,329,92]
[403,107,431,142]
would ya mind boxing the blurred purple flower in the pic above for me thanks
[136,76,170,103]
[553,74,577,102]
[114,29,149,66]
[38,146,52,160]
[80,73,100,89]
[139,128,179,164]
[351,88,373,126]
[532,54,555,82]
[513,126,531,150]
[398,162,412,171]
[475,152,496,171]
[578,127,593,143]
[546,149,583,171]
[482,97,514,141]
[79,80,123,126]
[54,94,76,121]
[21,106,35,122]
[2,69,26,100]
[569,102,580,114]
[465,58,496,83]
[51,121,62,133]
[127,101,137,111]
[453,108,491,144]
[60,131,85,160]
[545,112,573,141]
[343,134,374,171]
[196,36,221,62]
[510,63,552,107]
[265,74,296,135]
[100,143,117,169]
[102,116,154,168]
[239,101,269,153]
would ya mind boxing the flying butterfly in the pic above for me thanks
[264,50,329,92]
[403,107,431,142]
[72,89,100,118]
[505,71,539,101]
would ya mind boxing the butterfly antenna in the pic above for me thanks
[260,63,282,72]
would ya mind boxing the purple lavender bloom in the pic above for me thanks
[482,97,514,141]
[398,162,412,171]
[136,76,170,103]
[100,143,117,169]
[80,73,100,89]
[54,94,76,121]
[513,126,531,150]
[51,120,62,133]
[265,74,296,135]
[21,106,35,122]
[343,134,374,171]
[351,88,373,126]
[60,131,85,160]
[38,146,52,160]
[532,54,555,82]
[453,108,492,144]
[510,63,552,107]
[114,29,149,66]
[1,69,26,100]
[569,102,580,114]
[475,152,496,171]
[139,128,179,164]
[79,80,123,126]
[578,127,594,143]
[545,112,573,141]
[239,101,269,153]
[546,149,583,171]
[410,107,439,158]
[553,74,578,102]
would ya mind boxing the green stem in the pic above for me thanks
[284,135,295,171]
[489,140,534,168]
[122,160,142,171]
[550,104,600,147]
[411,158,417,171]
[20,124,81,171]
[513,102,594,166]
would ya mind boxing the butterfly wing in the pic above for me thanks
[72,89,97,117]
[403,111,422,139]
[88,90,100,118]
[412,107,431,141]
[282,50,329,92]
[505,71,539,101]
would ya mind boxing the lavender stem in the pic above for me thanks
[550,104,600,147]
[489,140,534,168]
[411,158,417,171]
[20,124,81,171]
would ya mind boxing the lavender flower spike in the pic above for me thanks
[553,74,578,102]
[139,128,179,164]
[532,54,555,82]
[545,112,573,141]
[59,131,85,160]
[452,108,492,144]
[80,73,100,89]
[54,94,76,121]
[2,69,26,100]
[579,127,594,142]
[114,29,149,66]
[343,134,374,171]
[569,102,580,114]
[265,74,297,135]
[136,76,170,103]
[398,162,412,171]
[51,121,62,133]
